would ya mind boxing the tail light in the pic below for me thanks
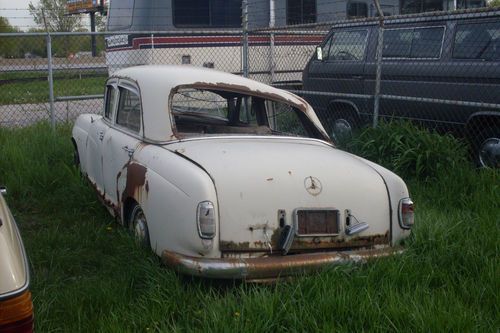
[399,198,415,229]
[0,290,34,333]
[197,201,216,239]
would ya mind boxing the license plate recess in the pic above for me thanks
[295,209,340,236]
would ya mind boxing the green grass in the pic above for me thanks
[0,123,498,332]
[0,76,105,105]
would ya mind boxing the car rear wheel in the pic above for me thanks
[475,126,500,168]
[129,204,151,248]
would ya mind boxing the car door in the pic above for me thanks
[102,80,143,208]
[84,81,118,193]
[304,28,369,116]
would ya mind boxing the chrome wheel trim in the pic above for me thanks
[479,137,500,168]
[132,209,147,242]
[331,118,353,143]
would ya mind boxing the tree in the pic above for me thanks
[0,16,17,33]
[29,0,82,32]
[0,17,22,58]
[489,0,500,6]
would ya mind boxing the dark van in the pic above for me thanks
[302,8,500,167]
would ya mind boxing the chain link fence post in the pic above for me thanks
[372,0,385,128]
[46,32,55,131]
[242,0,249,78]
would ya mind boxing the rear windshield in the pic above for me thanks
[171,87,323,139]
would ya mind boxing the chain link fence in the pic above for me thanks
[0,6,499,166]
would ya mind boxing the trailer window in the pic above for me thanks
[347,2,368,19]
[287,0,316,25]
[107,0,134,30]
[173,0,241,27]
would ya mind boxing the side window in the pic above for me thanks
[347,1,368,19]
[328,30,368,61]
[287,0,316,25]
[383,29,412,58]
[266,101,307,137]
[321,35,333,60]
[116,87,142,133]
[410,27,444,58]
[383,27,444,59]
[453,22,500,60]
[104,85,117,120]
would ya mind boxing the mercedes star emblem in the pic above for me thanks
[304,176,322,196]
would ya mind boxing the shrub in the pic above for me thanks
[342,121,470,180]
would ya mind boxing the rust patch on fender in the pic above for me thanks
[122,162,147,204]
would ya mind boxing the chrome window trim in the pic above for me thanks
[382,25,446,60]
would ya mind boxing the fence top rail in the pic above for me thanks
[251,6,500,32]
[0,30,244,38]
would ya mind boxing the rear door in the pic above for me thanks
[102,80,143,208]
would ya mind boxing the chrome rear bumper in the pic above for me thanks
[161,247,402,280]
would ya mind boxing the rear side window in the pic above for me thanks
[327,30,368,61]
[116,87,142,133]
[453,22,500,60]
[383,26,444,59]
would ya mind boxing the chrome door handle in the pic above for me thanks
[122,145,135,157]
[98,131,104,141]
[352,75,363,80]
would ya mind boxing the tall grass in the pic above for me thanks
[0,122,498,332]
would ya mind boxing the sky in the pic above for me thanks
[0,0,95,31]
[0,0,38,30]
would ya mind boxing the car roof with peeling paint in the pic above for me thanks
[111,65,328,142]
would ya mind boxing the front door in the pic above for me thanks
[84,82,119,193]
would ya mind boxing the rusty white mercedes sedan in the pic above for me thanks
[72,65,414,280]
[0,187,34,332]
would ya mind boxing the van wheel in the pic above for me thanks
[327,114,358,145]
[129,204,151,248]
[475,126,500,168]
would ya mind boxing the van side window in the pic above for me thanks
[383,27,444,59]
[116,87,142,133]
[328,30,368,61]
[453,22,500,60]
